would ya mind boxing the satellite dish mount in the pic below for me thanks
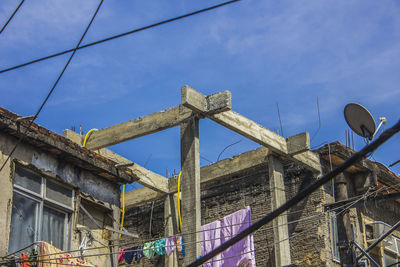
[344,103,386,141]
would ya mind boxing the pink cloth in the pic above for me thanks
[165,236,176,256]
[118,249,126,264]
[201,206,256,267]
[201,220,222,267]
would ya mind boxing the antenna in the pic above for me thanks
[344,103,386,141]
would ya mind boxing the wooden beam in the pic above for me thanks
[84,105,193,150]
[63,130,169,193]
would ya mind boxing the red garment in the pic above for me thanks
[20,253,31,267]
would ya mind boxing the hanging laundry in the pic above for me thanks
[20,253,31,267]
[201,206,256,267]
[201,220,222,267]
[176,235,185,258]
[118,249,126,264]
[154,238,166,255]
[123,246,144,264]
[165,236,176,256]
[38,241,97,267]
[143,241,156,259]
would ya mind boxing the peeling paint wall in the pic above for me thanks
[0,133,121,266]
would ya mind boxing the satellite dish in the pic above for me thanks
[344,103,376,140]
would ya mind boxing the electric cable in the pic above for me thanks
[2,193,368,265]
[0,0,104,174]
[188,120,400,266]
[0,0,241,74]
[0,0,25,35]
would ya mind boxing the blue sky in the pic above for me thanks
[1,0,399,190]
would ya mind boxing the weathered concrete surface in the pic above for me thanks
[286,132,310,155]
[83,105,193,150]
[181,85,231,114]
[0,146,13,257]
[0,132,122,264]
[180,116,201,262]
[268,155,291,266]
[164,194,179,267]
[126,147,271,208]
[0,107,135,183]
[64,130,169,193]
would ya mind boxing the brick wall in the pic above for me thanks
[122,161,330,266]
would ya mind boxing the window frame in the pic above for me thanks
[10,164,74,252]
[330,214,341,263]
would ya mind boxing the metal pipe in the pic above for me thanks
[353,241,380,267]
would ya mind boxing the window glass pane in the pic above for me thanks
[14,167,42,194]
[8,192,38,254]
[331,215,340,261]
[42,206,65,250]
[46,179,72,207]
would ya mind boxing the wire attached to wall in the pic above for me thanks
[0,0,104,174]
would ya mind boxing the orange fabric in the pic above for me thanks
[20,253,31,267]
[39,241,97,267]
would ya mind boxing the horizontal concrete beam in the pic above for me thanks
[125,147,271,207]
[84,105,193,150]
[182,87,320,172]
[181,85,231,115]
[63,130,169,193]
[209,110,320,172]
[286,132,310,155]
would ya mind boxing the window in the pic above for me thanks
[331,214,340,262]
[8,166,74,254]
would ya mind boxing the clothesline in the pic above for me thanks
[1,195,362,265]
[0,213,323,266]
[2,189,373,266]
[0,216,325,266]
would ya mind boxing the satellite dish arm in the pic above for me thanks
[372,117,387,139]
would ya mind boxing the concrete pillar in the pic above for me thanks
[335,173,354,267]
[180,116,201,263]
[164,194,179,267]
[268,155,291,266]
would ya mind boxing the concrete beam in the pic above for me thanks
[63,130,169,193]
[180,116,202,262]
[268,155,291,266]
[181,85,231,114]
[209,110,320,172]
[286,132,310,155]
[84,105,193,150]
[125,147,271,208]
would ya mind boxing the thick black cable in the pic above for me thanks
[187,119,400,267]
[0,0,241,74]
[0,0,25,35]
[0,0,103,173]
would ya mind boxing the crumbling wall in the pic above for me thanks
[0,133,121,267]
[122,161,330,266]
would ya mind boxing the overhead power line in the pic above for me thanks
[0,0,104,173]
[187,119,400,267]
[0,0,25,35]
[0,0,241,74]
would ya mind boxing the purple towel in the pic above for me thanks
[201,206,256,267]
